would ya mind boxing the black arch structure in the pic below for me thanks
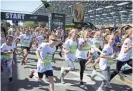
[1,12,66,30]
[51,13,65,30]
[1,12,49,22]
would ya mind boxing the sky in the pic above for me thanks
[1,0,43,14]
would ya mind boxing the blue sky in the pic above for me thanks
[1,0,43,14]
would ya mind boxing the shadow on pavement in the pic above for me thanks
[54,58,64,61]
[14,78,49,90]
[65,89,78,91]
[29,52,36,55]
[39,87,49,91]
[53,66,61,71]
[25,63,36,67]
[110,83,132,91]
[27,58,38,62]
[24,66,37,69]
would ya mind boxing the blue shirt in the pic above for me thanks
[113,36,120,47]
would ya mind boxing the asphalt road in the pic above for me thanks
[1,46,132,91]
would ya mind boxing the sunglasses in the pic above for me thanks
[7,38,13,42]
[51,39,58,42]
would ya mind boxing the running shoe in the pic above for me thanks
[91,69,97,79]
[118,72,125,81]
[60,67,65,84]
[60,76,65,84]
[60,67,64,75]
[29,70,35,78]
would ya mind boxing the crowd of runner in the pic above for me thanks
[0,23,132,91]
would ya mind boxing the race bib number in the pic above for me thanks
[44,55,52,66]
[95,43,100,48]
[69,46,77,54]
[24,42,29,47]
[83,44,90,51]
[3,54,11,60]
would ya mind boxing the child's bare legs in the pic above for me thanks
[92,58,100,69]
[91,58,100,79]
[60,67,73,83]
[85,53,92,67]
[21,49,29,65]
[48,76,54,91]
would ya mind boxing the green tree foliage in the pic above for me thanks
[23,21,39,28]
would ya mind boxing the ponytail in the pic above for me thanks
[103,34,110,44]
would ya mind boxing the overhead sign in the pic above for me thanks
[51,13,65,30]
[1,12,49,22]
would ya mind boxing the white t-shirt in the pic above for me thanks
[1,43,14,60]
[88,38,93,46]
[36,43,56,73]
[117,38,132,62]
[36,35,45,46]
[19,34,33,47]
[64,39,78,61]
[99,44,113,70]
[33,32,39,38]
[76,38,91,59]
[90,38,101,53]
[12,34,18,49]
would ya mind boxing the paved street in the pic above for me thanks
[1,46,132,91]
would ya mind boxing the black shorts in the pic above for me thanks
[56,43,62,50]
[98,47,102,55]
[21,46,30,51]
[38,70,53,78]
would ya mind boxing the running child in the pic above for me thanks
[1,35,14,82]
[110,27,132,81]
[76,28,92,85]
[60,28,78,84]
[29,33,59,91]
[18,28,33,65]
[85,31,103,79]
[97,34,115,91]
[34,27,46,47]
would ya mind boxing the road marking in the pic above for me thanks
[71,71,132,87]
[121,76,132,84]
[70,71,104,81]
[115,75,132,87]
[30,68,132,88]
[124,78,132,84]
[55,83,73,86]
[115,77,132,87]
[70,71,100,84]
